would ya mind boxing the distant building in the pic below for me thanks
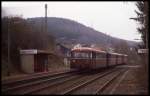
[73,44,82,49]
[91,44,96,48]
[73,43,93,49]
[56,43,71,66]
[56,43,71,57]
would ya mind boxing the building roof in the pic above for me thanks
[20,49,52,55]
[71,47,106,53]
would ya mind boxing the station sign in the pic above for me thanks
[138,49,148,54]
[20,49,38,54]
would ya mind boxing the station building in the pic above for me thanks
[20,49,51,73]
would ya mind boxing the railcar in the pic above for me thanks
[70,47,127,69]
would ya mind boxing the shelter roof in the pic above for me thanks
[20,49,52,55]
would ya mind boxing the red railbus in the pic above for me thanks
[70,47,127,69]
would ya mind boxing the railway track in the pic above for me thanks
[2,68,104,94]
[2,69,82,94]
[29,67,120,94]
[2,70,73,84]
[2,70,75,87]
[62,68,127,95]
[2,67,125,95]
[61,68,125,94]
[25,68,113,94]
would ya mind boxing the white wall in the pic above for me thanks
[21,54,34,73]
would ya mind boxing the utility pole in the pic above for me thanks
[106,32,110,52]
[45,4,49,72]
[45,4,49,50]
[7,18,10,76]
[45,4,47,35]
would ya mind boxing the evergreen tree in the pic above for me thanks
[130,1,149,48]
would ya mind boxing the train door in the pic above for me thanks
[92,51,96,68]
[106,53,110,67]
[122,55,124,64]
[70,51,73,68]
[116,55,118,65]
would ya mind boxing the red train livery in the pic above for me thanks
[70,47,127,69]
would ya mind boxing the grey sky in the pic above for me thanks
[2,1,141,41]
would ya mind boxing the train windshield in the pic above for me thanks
[72,51,92,58]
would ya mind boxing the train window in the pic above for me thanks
[72,52,91,58]
[92,52,96,58]
[96,53,106,58]
[90,52,93,58]
[110,54,116,58]
[118,55,121,59]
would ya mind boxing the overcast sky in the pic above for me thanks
[2,1,141,42]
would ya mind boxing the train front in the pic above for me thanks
[70,48,92,69]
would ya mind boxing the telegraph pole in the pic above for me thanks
[45,4,49,71]
[7,18,10,76]
[45,4,47,35]
[45,4,48,49]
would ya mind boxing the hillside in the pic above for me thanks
[27,17,138,49]
[2,17,139,77]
